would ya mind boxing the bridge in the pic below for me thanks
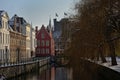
[50,54,69,66]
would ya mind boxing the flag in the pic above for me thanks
[55,13,58,17]
[64,12,67,16]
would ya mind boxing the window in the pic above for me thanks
[46,40,49,46]
[41,40,45,46]
[2,21,4,28]
[42,49,45,54]
[0,21,1,28]
[46,48,49,54]
[3,33,4,44]
[0,49,1,59]
[0,32,1,43]
[5,34,8,44]
[41,33,44,39]
[39,49,41,54]
[37,40,40,46]
[26,31,30,36]
[3,50,4,59]
[5,22,7,29]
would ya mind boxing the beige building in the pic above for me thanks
[9,29,26,63]
[0,10,10,64]
[26,24,31,59]
[31,27,36,57]
[9,15,27,62]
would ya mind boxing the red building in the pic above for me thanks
[35,25,55,57]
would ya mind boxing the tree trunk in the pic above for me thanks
[108,41,117,65]
[99,45,107,63]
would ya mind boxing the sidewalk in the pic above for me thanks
[97,57,120,73]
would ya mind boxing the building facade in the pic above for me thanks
[9,15,26,62]
[53,18,74,54]
[26,24,31,59]
[53,18,63,54]
[0,10,10,64]
[35,25,55,57]
[9,30,26,62]
[31,27,36,57]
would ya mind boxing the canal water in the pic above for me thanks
[8,65,73,80]
[8,62,118,80]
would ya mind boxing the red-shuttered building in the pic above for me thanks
[35,25,55,57]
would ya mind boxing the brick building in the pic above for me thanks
[35,25,55,57]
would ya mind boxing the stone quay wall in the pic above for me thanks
[0,57,50,79]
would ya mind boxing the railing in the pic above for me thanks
[0,57,50,67]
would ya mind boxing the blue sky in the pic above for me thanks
[0,0,75,27]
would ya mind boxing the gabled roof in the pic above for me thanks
[36,25,51,39]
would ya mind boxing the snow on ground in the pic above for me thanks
[84,57,120,73]
[98,57,120,73]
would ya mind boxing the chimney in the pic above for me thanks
[19,18,22,32]
[14,16,16,31]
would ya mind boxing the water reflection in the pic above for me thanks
[9,61,104,80]
[51,67,55,80]
[9,65,73,80]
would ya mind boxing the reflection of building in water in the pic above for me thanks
[67,68,73,80]
[50,67,73,80]
[51,67,55,80]
[27,66,73,80]
[55,67,67,80]
[36,66,51,80]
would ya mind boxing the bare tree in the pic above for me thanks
[67,0,120,65]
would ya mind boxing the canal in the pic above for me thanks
[8,60,120,80]
[8,64,73,80]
